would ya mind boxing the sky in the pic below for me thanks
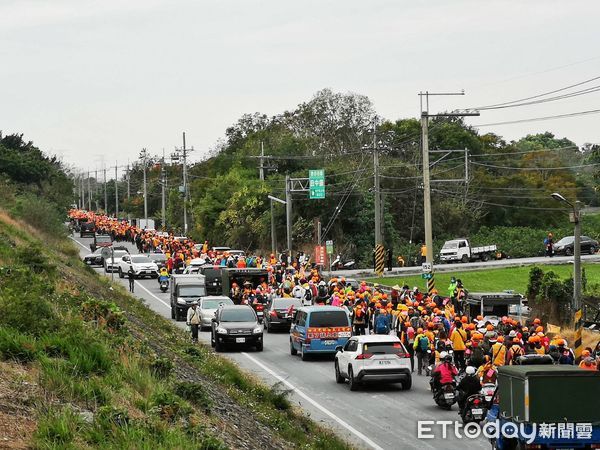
[1,0,600,175]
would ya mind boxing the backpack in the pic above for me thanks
[410,316,421,330]
[417,335,429,352]
[375,314,389,334]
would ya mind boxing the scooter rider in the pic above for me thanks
[158,267,169,284]
[431,351,458,392]
[457,366,481,411]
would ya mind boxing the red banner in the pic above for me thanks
[315,245,327,266]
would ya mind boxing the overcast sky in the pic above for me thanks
[1,0,599,174]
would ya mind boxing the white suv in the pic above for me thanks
[118,254,159,279]
[334,335,412,391]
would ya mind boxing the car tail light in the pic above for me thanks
[396,352,410,358]
[356,353,373,359]
[269,310,278,317]
[256,304,264,311]
[304,337,311,345]
[473,398,480,405]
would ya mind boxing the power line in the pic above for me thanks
[471,75,600,110]
[470,145,578,158]
[471,160,600,171]
[472,108,600,127]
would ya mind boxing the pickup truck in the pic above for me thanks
[439,238,497,263]
[487,365,600,449]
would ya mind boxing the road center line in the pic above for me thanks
[241,352,384,450]
[69,236,171,310]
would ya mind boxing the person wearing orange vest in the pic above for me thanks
[490,335,507,366]
[450,320,468,370]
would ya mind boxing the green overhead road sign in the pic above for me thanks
[309,169,325,199]
[326,239,333,254]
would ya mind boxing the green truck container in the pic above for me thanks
[498,365,600,423]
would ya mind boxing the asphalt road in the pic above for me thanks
[335,253,600,279]
[71,235,489,450]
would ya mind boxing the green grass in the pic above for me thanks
[369,263,600,294]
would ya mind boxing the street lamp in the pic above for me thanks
[268,195,286,256]
[551,192,581,312]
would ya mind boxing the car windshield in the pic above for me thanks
[131,256,152,263]
[442,241,458,249]
[556,237,574,245]
[110,251,128,259]
[221,308,256,322]
[149,254,166,261]
[272,298,302,309]
[96,235,111,242]
[308,310,349,328]
[179,286,206,297]
[202,298,233,309]
[92,248,103,255]
[363,342,405,354]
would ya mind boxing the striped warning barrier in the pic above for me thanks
[375,244,385,276]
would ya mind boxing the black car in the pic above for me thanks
[83,247,104,266]
[264,297,303,332]
[90,233,113,252]
[211,305,263,352]
[553,235,598,256]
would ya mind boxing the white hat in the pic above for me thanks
[466,366,476,375]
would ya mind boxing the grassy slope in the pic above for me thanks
[369,263,600,294]
[0,211,351,450]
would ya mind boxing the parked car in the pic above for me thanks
[334,335,412,391]
[198,296,234,330]
[290,306,352,361]
[82,247,104,266]
[170,274,207,321]
[118,254,159,279]
[264,297,303,332]
[104,250,129,273]
[211,305,263,352]
[553,235,598,255]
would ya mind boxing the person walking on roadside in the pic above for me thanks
[187,301,200,343]
[127,266,135,293]
[413,328,430,375]
[544,232,554,257]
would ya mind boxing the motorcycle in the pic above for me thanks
[460,393,487,423]
[432,382,457,410]
[331,257,356,271]
[159,277,169,293]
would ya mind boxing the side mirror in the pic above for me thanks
[211,317,217,322]
[336,346,343,353]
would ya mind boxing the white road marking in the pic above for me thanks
[69,236,170,309]
[241,352,384,450]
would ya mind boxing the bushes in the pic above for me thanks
[81,298,126,333]
[34,408,80,448]
[528,266,574,324]
[150,356,174,379]
[149,389,192,422]
[11,194,67,237]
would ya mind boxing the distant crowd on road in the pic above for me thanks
[70,210,600,377]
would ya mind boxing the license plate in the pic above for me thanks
[472,408,483,415]
[323,340,336,345]
[236,338,245,343]
[338,332,351,338]
[444,393,454,399]
[378,360,392,365]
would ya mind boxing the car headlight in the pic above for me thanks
[216,327,228,334]
[177,298,186,304]
[252,326,262,334]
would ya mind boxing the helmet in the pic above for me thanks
[466,366,476,375]
[443,353,453,363]
[439,351,448,360]
[508,330,517,338]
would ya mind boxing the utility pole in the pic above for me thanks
[268,195,286,255]
[94,169,99,210]
[114,164,119,218]
[87,171,91,210]
[161,152,166,230]
[140,148,148,225]
[419,90,479,294]
[76,174,81,208]
[182,132,190,235]
[259,141,265,181]
[126,164,130,222]
[285,175,292,259]
[373,133,382,248]
[103,168,108,213]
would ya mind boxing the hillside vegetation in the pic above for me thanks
[0,131,350,449]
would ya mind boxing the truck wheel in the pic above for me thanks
[481,253,489,262]
[461,255,469,263]
[255,343,263,352]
